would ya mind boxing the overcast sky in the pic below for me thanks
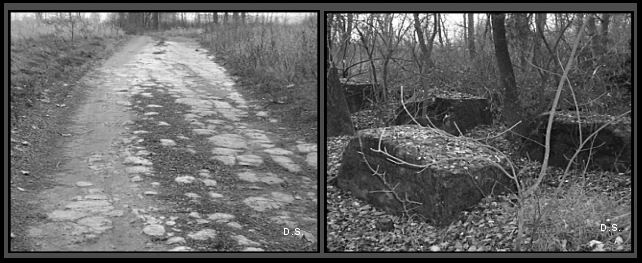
[11,12,315,24]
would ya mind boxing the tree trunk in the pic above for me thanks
[491,13,526,137]
[468,13,476,60]
[598,13,611,58]
[534,13,547,112]
[413,14,435,122]
[327,13,334,75]
[586,14,605,64]
[516,13,529,73]
[327,66,355,137]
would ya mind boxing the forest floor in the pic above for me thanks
[326,113,631,252]
[10,34,318,252]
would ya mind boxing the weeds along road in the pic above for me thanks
[23,36,318,251]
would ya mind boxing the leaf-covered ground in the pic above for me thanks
[327,118,631,252]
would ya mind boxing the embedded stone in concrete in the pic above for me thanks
[271,192,295,203]
[219,111,243,121]
[263,148,293,155]
[212,156,235,166]
[209,192,224,198]
[191,121,205,127]
[211,100,233,109]
[87,155,104,163]
[136,150,152,156]
[77,216,113,233]
[185,193,200,199]
[88,188,104,194]
[193,129,216,135]
[198,170,212,178]
[237,171,260,182]
[256,111,268,117]
[104,210,124,217]
[297,143,317,153]
[167,236,186,245]
[160,139,177,146]
[188,229,217,241]
[227,222,242,229]
[209,134,247,149]
[76,181,94,187]
[206,119,225,124]
[201,179,217,187]
[123,156,152,166]
[243,197,282,211]
[236,154,263,166]
[48,210,88,221]
[182,147,197,154]
[244,132,270,142]
[197,111,217,117]
[211,147,241,156]
[126,166,153,174]
[232,235,261,247]
[143,224,166,236]
[175,176,196,184]
[237,155,263,166]
[66,200,113,213]
[84,194,108,200]
[260,175,284,185]
[208,213,235,222]
[270,155,301,173]
[305,152,318,168]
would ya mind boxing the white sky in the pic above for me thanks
[335,13,479,45]
[11,12,314,24]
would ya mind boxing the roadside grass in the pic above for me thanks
[520,174,631,251]
[148,18,318,142]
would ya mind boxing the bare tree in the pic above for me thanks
[413,13,437,120]
[355,14,379,101]
[326,13,355,137]
[375,14,411,105]
[467,13,476,60]
[491,13,526,137]
[514,13,530,73]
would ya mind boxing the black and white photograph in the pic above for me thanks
[326,12,631,252]
[9,11,318,252]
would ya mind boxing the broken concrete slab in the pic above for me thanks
[337,125,515,226]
